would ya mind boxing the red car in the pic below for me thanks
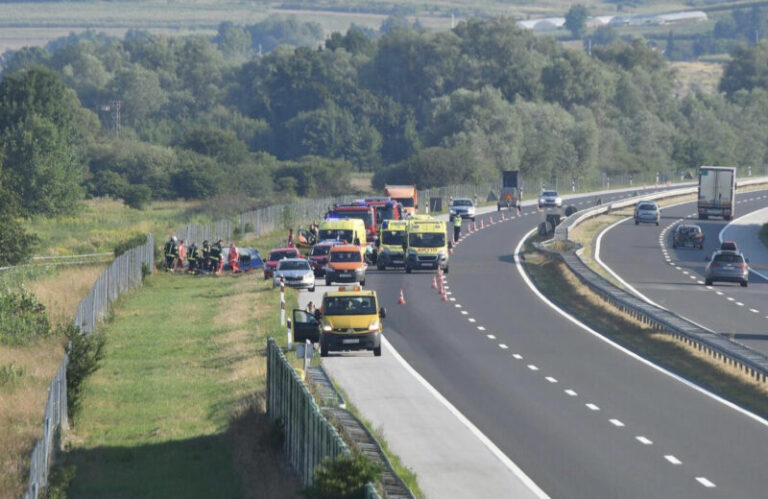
[263,247,301,280]
[307,240,343,276]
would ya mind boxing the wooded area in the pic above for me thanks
[2,14,768,264]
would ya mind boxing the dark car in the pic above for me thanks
[672,224,704,249]
[720,240,738,252]
[263,247,301,280]
[307,240,342,276]
[705,250,749,287]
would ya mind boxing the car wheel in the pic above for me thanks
[741,281,748,287]
[309,285,315,292]
[325,278,331,286]
[373,346,382,357]
[635,220,639,225]
[705,279,712,286]
[320,343,329,357]
[497,205,501,212]
[405,265,412,274]
[444,265,449,274]
[360,278,366,286]
[656,222,659,226]
[377,261,385,271]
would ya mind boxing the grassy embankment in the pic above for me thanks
[0,197,204,497]
[523,246,768,418]
[52,268,302,498]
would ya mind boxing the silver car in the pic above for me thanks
[449,197,476,220]
[538,190,562,208]
[273,258,315,291]
[634,201,660,225]
[705,250,749,287]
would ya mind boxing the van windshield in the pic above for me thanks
[408,233,445,248]
[269,251,296,261]
[318,229,353,242]
[330,251,362,263]
[394,198,414,207]
[375,204,394,221]
[323,296,376,315]
[382,231,405,245]
[310,245,331,256]
[278,260,310,271]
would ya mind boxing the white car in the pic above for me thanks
[449,197,476,220]
[538,190,562,208]
[273,258,315,291]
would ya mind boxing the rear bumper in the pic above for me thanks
[706,272,748,283]
[406,253,448,269]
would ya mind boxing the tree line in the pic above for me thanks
[2,15,768,263]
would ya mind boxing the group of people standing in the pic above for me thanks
[164,236,242,275]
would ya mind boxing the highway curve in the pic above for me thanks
[357,189,768,498]
[599,189,768,356]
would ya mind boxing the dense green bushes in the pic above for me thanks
[306,451,382,499]
[0,287,51,345]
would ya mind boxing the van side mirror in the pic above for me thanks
[379,307,387,318]
[375,239,381,248]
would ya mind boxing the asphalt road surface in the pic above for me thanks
[334,187,768,498]
[599,189,768,355]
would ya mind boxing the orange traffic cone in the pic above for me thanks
[432,276,438,289]
[441,288,449,302]
[501,212,505,221]
[439,283,446,295]
[398,289,406,305]
[516,206,521,217]
[473,221,477,231]
[480,219,485,229]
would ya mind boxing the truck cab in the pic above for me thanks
[385,185,418,216]
[376,220,407,270]
[326,203,378,242]
[317,286,386,357]
[403,219,449,274]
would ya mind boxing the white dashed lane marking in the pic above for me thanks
[665,455,682,465]
[512,354,523,360]
[461,311,468,315]
[636,436,653,445]
[455,304,462,308]
[527,365,539,371]
[477,326,485,331]
[609,419,625,428]
[545,377,558,383]
[487,334,496,339]
[565,389,578,397]
[696,477,716,488]
[498,344,508,350]
[749,308,759,314]
[468,318,476,323]
[586,403,600,411]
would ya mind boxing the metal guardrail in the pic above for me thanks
[266,338,350,485]
[24,235,154,499]
[543,177,768,384]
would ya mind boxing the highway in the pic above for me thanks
[315,187,768,498]
[599,189,768,355]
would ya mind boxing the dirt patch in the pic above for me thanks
[229,394,303,499]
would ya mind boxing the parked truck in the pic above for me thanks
[385,185,418,216]
[697,166,736,220]
[497,170,521,211]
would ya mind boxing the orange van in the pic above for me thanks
[325,244,367,286]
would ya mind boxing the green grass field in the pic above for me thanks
[23,198,211,257]
[58,270,302,498]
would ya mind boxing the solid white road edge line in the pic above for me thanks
[381,336,550,498]
[515,227,768,429]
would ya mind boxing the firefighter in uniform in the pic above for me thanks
[201,240,211,272]
[164,236,178,271]
[186,242,199,274]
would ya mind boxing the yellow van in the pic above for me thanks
[404,219,449,273]
[318,286,385,357]
[376,220,407,270]
[318,218,367,247]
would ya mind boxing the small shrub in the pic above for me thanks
[113,233,148,257]
[0,362,25,388]
[305,451,382,499]
[63,324,106,419]
[243,222,254,233]
[122,184,152,210]
[0,286,51,345]
[42,464,76,499]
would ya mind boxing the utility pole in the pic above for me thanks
[101,100,122,137]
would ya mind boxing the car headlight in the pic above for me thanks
[408,249,417,256]
[322,325,332,332]
[368,320,379,332]
[438,250,447,257]
[303,274,312,281]
[556,197,562,204]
